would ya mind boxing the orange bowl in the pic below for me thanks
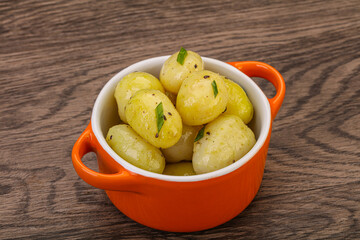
[72,56,285,232]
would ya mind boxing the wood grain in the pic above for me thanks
[0,0,359,239]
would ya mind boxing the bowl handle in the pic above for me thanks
[72,123,140,191]
[227,61,285,121]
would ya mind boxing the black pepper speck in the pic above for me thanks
[204,75,210,79]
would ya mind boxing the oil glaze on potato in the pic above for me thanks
[163,162,196,176]
[125,89,182,149]
[114,72,164,123]
[106,124,165,173]
[176,70,228,126]
[160,50,204,94]
[193,114,256,174]
[223,77,254,124]
[162,125,202,163]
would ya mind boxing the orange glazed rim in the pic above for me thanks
[90,56,284,182]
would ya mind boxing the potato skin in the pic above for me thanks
[223,78,254,124]
[114,72,164,123]
[161,124,202,163]
[163,162,196,176]
[125,89,182,149]
[176,70,228,126]
[160,50,204,94]
[106,124,165,173]
[193,114,256,174]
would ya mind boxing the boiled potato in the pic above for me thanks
[106,124,165,173]
[160,50,204,94]
[125,89,182,149]
[165,91,177,106]
[114,72,164,123]
[223,77,254,124]
[163,162,196,176]
[176,70,228,126]
[193,114,256,174]
[161,124,202,163]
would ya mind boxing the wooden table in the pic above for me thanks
[1,0,359,239]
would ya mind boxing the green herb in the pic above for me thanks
[177,47,188,65]
[155,102,164,133]
[212,80,218,98]
[194,126,205,142]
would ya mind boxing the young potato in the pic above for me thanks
[223,77,254,124]
[114,72,165,123]
[125,89,182,149]
[106,124,165,174]
[165,91,177,106]
[193,114,256,174]
[163,162,196,176]
[161,124,202,163]
[160,50,204,94]
[176,70,228,126]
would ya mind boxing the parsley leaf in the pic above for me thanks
[177,47,188,65]
[194,126,205,142]
[212,80,218,98]
[155,102,164,133]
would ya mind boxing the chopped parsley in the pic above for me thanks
[212,80,218,98]
[155,102,164,134]
[194,126,205,142]
[177,47,188,65]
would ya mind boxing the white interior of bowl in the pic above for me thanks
[91,56,271,182]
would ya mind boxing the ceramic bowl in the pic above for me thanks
[72,56,285,232]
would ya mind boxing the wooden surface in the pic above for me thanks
[1,0,359,239]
